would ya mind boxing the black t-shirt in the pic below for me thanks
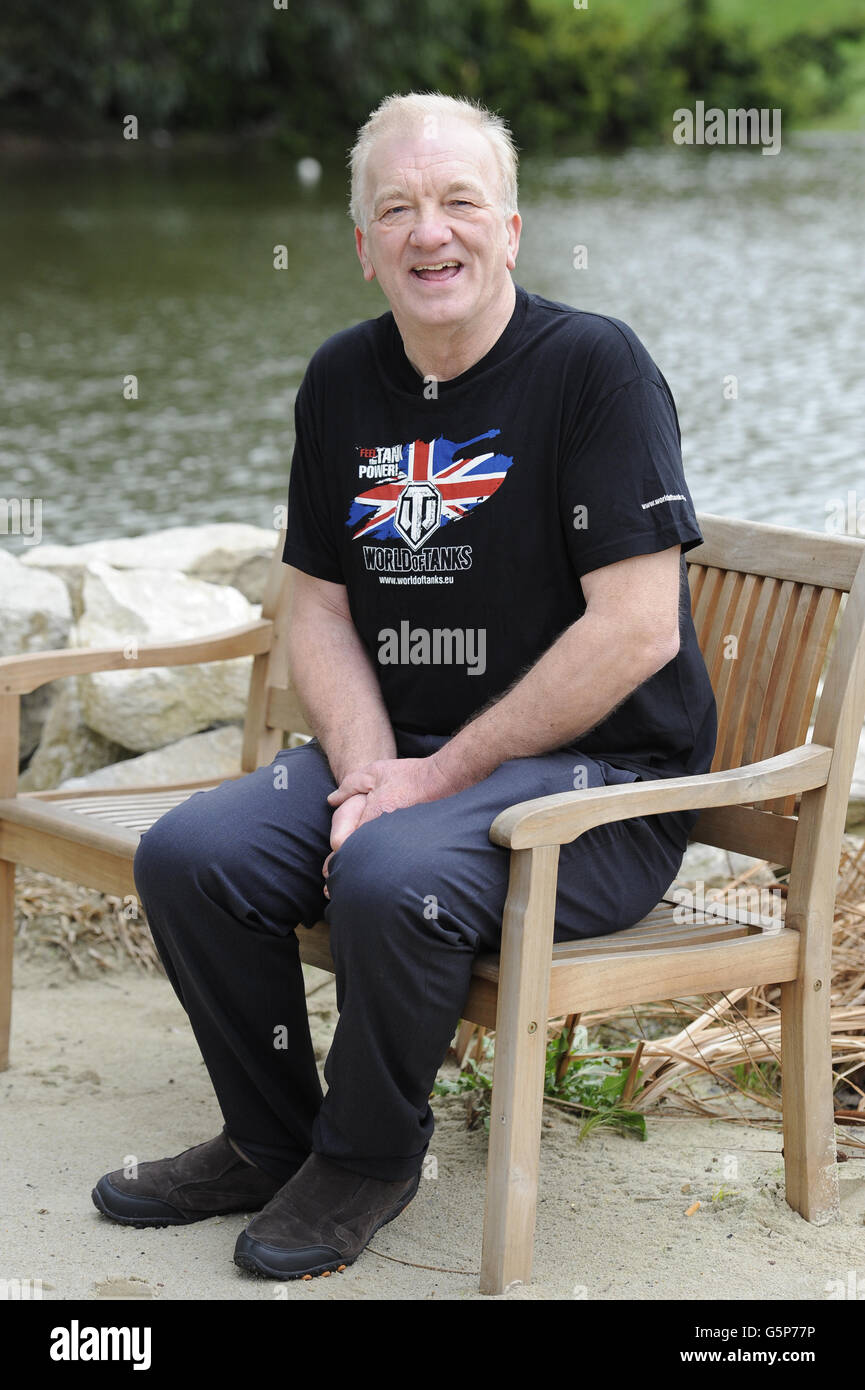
[283,283,717,782]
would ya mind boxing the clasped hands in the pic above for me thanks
[321,755,454,897]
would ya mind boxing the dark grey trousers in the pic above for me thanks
[132,729,690,1183]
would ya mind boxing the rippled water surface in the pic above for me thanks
[1,135,862,551]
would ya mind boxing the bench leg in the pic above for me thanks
[780,973,839,1224]
[0,860,14,1071]
[480,845,559,1295]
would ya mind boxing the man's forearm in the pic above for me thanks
[287,605,396,784]
[429,606,677,794]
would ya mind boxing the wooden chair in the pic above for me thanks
[1,514,864,1295]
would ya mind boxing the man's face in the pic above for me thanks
[354,118,521,336]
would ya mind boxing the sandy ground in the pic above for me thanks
[2,950,865,1305]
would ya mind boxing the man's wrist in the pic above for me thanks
[427,729,497,797]
[326,737,397,787]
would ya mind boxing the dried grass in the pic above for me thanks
[14,866,163,975]
[569,838,865,1143]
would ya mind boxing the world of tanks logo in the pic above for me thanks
[349,432,515,551]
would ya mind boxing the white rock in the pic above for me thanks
[20,523,278,615]
[0,548,72,760]
[58,725,243,791]
[74,562,257,752]
[18,678,130,791]
[672,842,779,887]
[0,548,72,652]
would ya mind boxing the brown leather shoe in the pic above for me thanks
[233,1153,421,1279]
[92,1132,295,1227]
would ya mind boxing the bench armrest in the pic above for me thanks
[490,744,833,849]
[0,619,274,695]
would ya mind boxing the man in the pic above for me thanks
[92,92,716,1280]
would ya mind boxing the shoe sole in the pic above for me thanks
[233,1174,421,1280]
[91,1175,232,1227]
[91,1176,280,1228]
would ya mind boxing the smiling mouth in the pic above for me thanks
[411,262,462,282]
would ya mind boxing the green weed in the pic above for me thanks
[434,1027,647,1140]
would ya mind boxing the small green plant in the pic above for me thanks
[433,1056,493,1101]
[434,1027,648,1140]
[545,1028,647,1141]
[433,1035,495,1130]
[711,1185,739,1203]
[732,1060,781,1098]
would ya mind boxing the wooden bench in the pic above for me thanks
[1,513,864,1295]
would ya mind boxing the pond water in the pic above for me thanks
[1,132,862,553]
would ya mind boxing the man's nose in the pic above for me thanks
[409,208,453,247]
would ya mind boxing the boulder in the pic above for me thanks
[58,724,244,791]
[18,678,131,791]
[0,548,72,761]
[73,562,257,752]
[672,842,777,888]
[20,523,278,616]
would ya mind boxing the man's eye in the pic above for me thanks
[449,199,473,208]
[381,205,408,219]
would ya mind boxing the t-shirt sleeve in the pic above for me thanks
[559,368,703,580]
[281,368,345,584]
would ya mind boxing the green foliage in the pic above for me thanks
[544,1027,647,1141]
[434,1057,493,1099]
[434,1026,647,1141]
[732,1060,781,1098]
[711,1184,739,1202]
[433,1035,495,1132]
[0,0,863,147]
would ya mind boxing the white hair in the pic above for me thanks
[348,91,519,231]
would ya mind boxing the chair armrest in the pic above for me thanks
[0,619,274,695]
[490,744,833,849]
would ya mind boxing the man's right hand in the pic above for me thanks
[322,791,369,897]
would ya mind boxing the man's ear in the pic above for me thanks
[505,212,522,272]
[355,226,376,283]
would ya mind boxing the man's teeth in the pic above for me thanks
[414,262,459,271]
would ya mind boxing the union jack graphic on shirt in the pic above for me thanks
[346,431,515,551]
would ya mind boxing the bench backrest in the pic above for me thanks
[246,514,865,863]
